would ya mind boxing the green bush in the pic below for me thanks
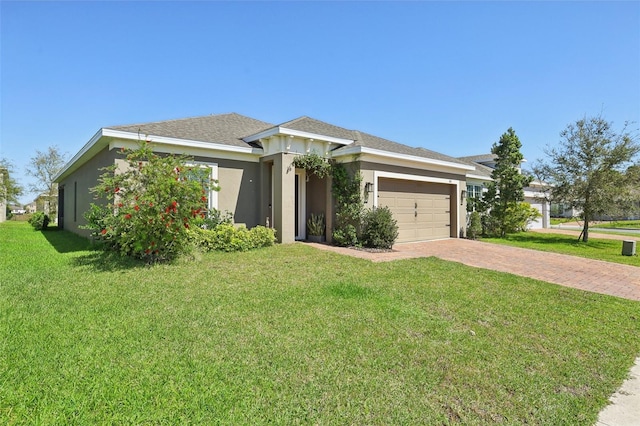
[482,202,541,236]
[28,212,49,230]
[83,142,217,262]
[361,206,399,249]
[467,211,482,239]
[191,224,276,252]
[331,162,364,247]
[191,208,233,230]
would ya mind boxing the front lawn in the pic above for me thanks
[1,222,639,424]
[483,232,640,267]
[593,220,640,229]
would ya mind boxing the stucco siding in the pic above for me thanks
[214,159,261,227]
[58,147,117,237]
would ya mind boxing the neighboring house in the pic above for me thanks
[54,113,477,244]
[458,154,550,229]
[25,202,37,214]
[34,193,58,224]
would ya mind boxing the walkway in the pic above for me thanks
[308,238,640,301]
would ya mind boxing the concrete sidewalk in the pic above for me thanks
[307,238,640,425]
[596,357,640,426]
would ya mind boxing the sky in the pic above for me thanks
[1,1,639,205]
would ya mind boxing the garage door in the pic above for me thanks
[378,178,452,243]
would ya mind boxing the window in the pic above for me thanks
[466,184,484,211]
[184,163,218,211]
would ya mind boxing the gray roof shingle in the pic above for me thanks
[108,113,468,166]
[109,113,274,148]
[278,116,357,141]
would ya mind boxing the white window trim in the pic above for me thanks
[186,162,218,210]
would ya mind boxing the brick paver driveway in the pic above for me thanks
[310,239,640,301]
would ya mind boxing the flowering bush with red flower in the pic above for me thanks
[83,142,219,262]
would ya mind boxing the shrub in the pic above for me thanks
[191,224,276,252]
[28,212,49,230]
[191,208,233,230]
[307,213,325,237]
[83,142,218,262]
[331,162,364,246]
[361,206,399,249]
[482,202,541,236]
[467,211,482,240]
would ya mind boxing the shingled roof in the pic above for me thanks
[109,113,274,148]
[278,116,468,165]
[109,112,469,166]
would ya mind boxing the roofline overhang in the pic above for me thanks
[466,173,493,181]
[332,145,475,172]
[54,128,263,182]
[243,126,354,146]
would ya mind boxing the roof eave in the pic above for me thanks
[332,146,475,172]
[54,128,263,183]
[243,126,354,146]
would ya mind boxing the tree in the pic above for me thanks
[84,142,217,262]
[535,115,639,242]
[26,146,67,219]
[481,128,533,237]
[0,158,24,204]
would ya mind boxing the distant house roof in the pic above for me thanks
[457,156,494,179]
[458,154,497,163]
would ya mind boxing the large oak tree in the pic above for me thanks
[535,115,639,242]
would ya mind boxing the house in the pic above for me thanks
[54,113,477,244]
[458,154,550,229]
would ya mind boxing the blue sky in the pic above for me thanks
[2,1,639,204]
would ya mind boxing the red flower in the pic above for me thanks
[184,223,190,229]
[134,205,140,211]
[149,202,153,207]
[124,214,132,220]
[172,201,178,207]
[114,187,120,193]
[101,229,107,235]
[118,203,123,208]
[145,249,151,254]
[201,196,207,202]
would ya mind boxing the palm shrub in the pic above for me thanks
[361,206,399,249]
[84,142,217,262]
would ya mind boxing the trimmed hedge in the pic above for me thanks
[191,224,276,252]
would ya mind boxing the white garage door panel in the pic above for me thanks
[378,178,452,243]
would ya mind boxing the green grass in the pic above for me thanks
[592,220,640,229]
[2,222,639,424]
[483,232,640,267]
[550,217,575,225]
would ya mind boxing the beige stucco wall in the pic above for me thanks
[192,157,261,228]
[58,147,117,237]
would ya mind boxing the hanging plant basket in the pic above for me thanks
[292,153,331,179]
